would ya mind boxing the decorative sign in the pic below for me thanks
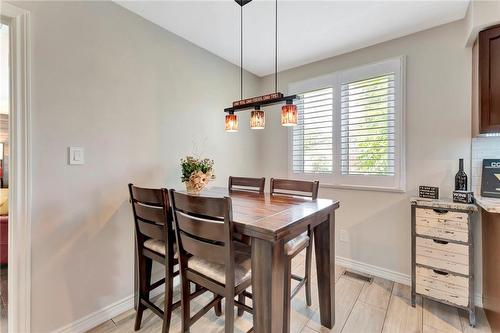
[233,92,284,107]
[419,186,439,199]
[453,191,474,204]
[481,159,500,198]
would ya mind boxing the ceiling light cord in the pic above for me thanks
[275,0,278,93]
[241,4,243,100]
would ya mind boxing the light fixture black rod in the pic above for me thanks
[240,4,243,100]
[275,0,278,93]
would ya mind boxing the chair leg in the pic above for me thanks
[162,260,174,333]
[237,293,245,316]
[305,239,313,307]
[225,294,235,333]
[135,255,152,331]
[283,258,292,333]
[181,274,191,333]
[214,294,222,317]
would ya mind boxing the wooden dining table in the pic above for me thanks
[204,187,340,333]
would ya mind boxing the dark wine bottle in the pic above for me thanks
[455,158,468,191]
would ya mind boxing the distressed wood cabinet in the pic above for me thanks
[410,198,477,326]
[479,25,500,134]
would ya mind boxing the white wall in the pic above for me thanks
[7,1,261,332]
[258,19,477,289]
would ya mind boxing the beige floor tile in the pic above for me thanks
[459,308,492,333]
[301,326,321,333]
[423,299,462,333]
[86,320,116,333]
[341,301,387,333]
[382,283,423,333]
[306,275,365,333]
[357,276,394,310]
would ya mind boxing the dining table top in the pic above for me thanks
[182,186,340,242]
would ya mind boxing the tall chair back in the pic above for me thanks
[169,190,235,279]
[128,184,174,249]
[228,176,265,193]
[270,178,319,199]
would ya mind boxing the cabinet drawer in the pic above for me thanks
[416,237,469,268]
[416,265,469,292]
[416,237,469,256]
[416,216,468,232]
[415,225,468,243]
[416,253,469,275]
[416,208,468,222]
[416,284,468,307]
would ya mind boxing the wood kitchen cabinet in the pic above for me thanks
[479,25,500,134]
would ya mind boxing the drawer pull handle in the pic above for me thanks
[433,239,449,245]
[432,269,449,276]
[433,209,449,214]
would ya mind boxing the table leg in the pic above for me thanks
[251,238,286,333]
[314,211,336,329]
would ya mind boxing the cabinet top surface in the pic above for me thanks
[475,196,500,214]
[410,197,477,212]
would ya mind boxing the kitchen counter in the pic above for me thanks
[475,196,500,214]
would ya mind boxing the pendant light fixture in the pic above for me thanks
[225,113,239,132]
[281,101,298,126]
[224,0,298,131]
[250,107,265,129]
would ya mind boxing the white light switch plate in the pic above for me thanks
[69,147,84,165]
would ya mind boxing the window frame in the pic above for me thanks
[287,56,406,192]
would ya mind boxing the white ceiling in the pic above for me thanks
[115,0,470,77]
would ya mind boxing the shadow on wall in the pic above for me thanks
[33,170,176,329]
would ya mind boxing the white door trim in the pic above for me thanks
[2,3,32,333]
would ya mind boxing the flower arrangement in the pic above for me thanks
[181,156,214,195]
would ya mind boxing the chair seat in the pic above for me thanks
[188,242,251,286]
[285,232,310,256]
[144,239,178,259]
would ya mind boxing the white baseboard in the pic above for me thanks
[336,256,411,285]
[336,256,483,308]
[52,288,164,333]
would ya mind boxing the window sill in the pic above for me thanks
[319,183,406,193]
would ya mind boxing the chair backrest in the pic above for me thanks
[128,184,174,251]
[270,178,319,199]
[169,190,235,280]
[228,176,265,194]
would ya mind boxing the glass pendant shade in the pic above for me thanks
[225,114,238,132]
[281,104,298,126]
[250,109,265,129]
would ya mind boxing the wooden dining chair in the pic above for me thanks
[169,190,253,333]
[270,178,319,331]
[128,184,205,333]
[228,176,265,193]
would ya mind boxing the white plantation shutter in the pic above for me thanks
[288,57,405,191]
[292,88,334,174]
[341,74,396,176]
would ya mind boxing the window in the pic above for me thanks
[340,74,395,176]
[292,88,333,174]
[288,57,405,191]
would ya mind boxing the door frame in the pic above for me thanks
[2,3,31,333]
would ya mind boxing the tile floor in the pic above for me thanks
[86,253,491,333]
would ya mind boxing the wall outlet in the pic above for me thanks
[340,229,350,242]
